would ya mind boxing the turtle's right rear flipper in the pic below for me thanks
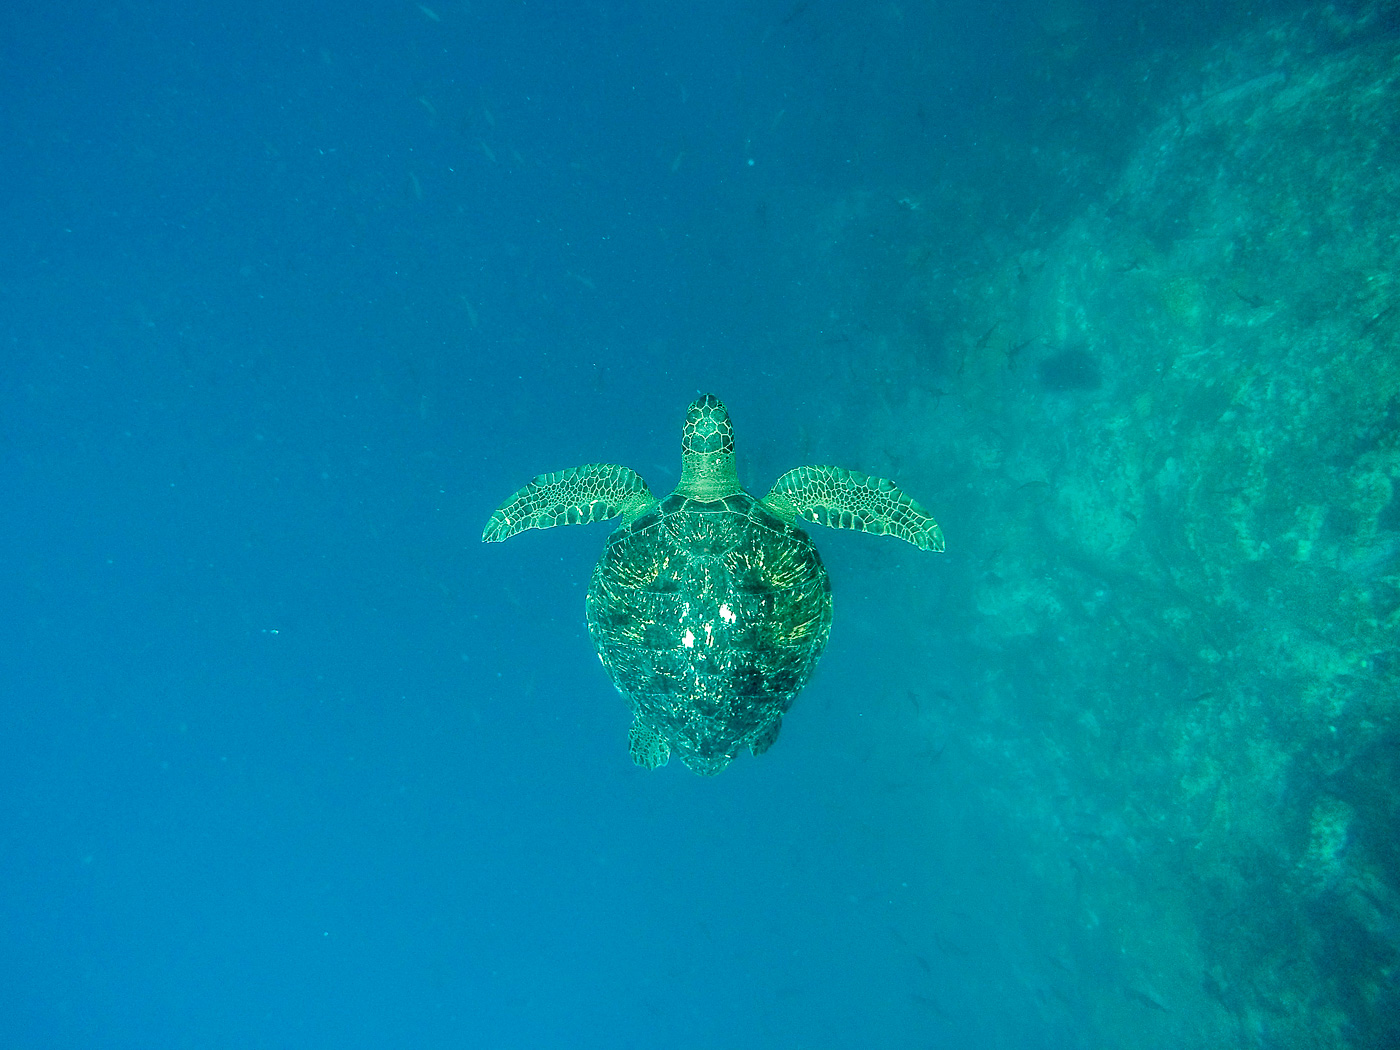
[749,715,782,756]
[482,463,655,542]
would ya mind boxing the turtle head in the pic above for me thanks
[682,394,735,457]
[678,394,739,500]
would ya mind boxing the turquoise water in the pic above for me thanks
[3,1,1397,1047]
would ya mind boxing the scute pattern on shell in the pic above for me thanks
[586,491,832,776]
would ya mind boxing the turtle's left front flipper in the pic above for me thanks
[482,463,655,542]
[762,465,945,552]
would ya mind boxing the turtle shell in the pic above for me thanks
[585,490,832,775]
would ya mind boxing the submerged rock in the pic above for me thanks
[894,7,1400,1048]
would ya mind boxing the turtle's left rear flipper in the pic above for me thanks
[761,465,944,552]
[482,463,655,542]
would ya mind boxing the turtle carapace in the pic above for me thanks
[482,394,943,775]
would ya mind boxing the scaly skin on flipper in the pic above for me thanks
[762,465,945,552]
[481,463,656,542]
[628,719,671,769]
[749,715,782,756]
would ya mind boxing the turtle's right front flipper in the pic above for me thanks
[482,463,655,542]
[762,465,945,552]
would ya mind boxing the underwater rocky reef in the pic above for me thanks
[864,6,1400,1047]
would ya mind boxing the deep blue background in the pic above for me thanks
[0,1,1278,1047]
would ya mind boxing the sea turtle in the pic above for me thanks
[482,394,943,775]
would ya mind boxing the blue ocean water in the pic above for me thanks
[5,1,1397,1047]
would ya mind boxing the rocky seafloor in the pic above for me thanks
[828,6,1400,1047]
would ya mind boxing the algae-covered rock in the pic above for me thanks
[898,9,1400,1048]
